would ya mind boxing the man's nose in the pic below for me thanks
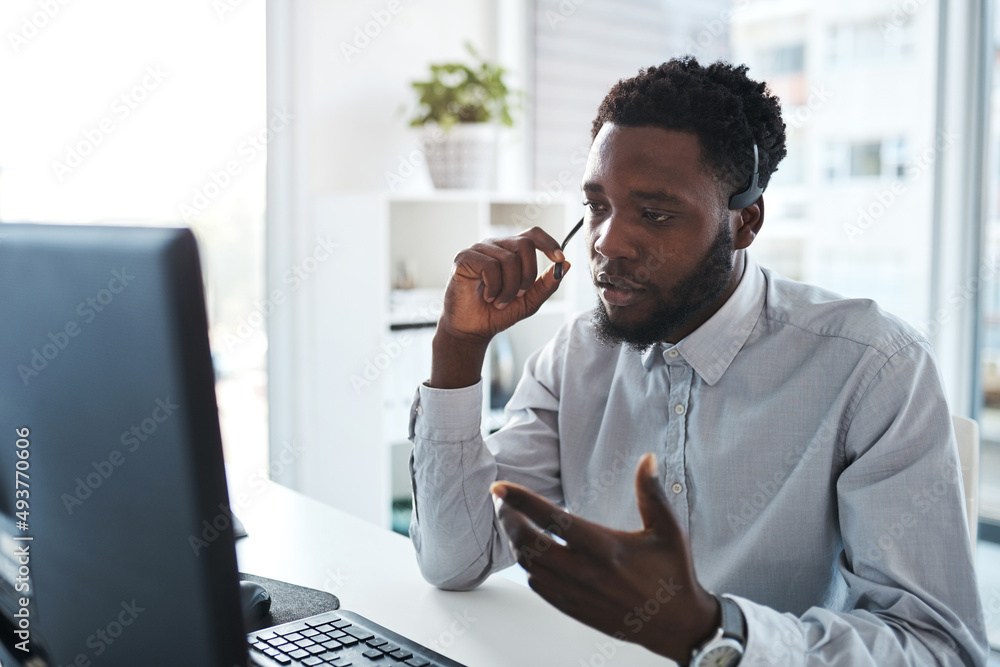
[592,214,639,260]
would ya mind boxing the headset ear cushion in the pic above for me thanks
[728,143,763,210]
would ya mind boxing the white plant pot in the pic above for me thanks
[421,123,498,189]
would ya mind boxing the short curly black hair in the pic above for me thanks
[592,57,787,198]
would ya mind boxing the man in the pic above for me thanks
[407,58,988,665]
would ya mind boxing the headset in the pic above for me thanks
[727,142,763,210]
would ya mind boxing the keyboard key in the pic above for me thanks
[264,647,280,657]
[306,645,326,655]
[295,639,317,649]
[305,618,331,628]
[366,638,389,648]
[316,623,338,633]
[340,636,360,647]
[404,659,430,667]
[277,621,311,635]
[322,640,343,650]
[345,628,375,641]
[301,657,323,666]
[251,640,269,652]
[378,644,399,654]
[302,628,321,638]
[258,631,278,641]
[388,649,413,660]
[289,648,310,659]
[362,649,385,660]
[332,619,353,629]
[285,633,305,642]
[273,642,295,653]
[272,656,292,665]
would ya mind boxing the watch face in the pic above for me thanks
[703,645,742,666]
[692,638,744,667]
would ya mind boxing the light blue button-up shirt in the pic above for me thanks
[408,256,988,665]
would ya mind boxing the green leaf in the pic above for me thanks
[406,41,521,128]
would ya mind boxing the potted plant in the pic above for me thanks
[408,44,518,189]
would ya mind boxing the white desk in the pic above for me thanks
[229,471,671,666]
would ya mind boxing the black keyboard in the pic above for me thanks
[247,609,466,667]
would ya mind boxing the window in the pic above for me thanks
[0,0,267,476]
[975,1,1000,538]
[730,4,935,333]
[760,43,805,75]
[823,138,908,180]
[881,137,909,178]
[828,17,916,67]
[849,141,883,178]
[768,123,805,187]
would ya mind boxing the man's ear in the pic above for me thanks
[733,196,764,250]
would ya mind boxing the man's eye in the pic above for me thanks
[643,211,672,223]
[582,201,606,213]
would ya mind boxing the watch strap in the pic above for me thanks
[716,594,746,645]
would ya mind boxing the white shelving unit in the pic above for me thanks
[271,192,588,528]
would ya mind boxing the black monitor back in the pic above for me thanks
[0,223,246,666]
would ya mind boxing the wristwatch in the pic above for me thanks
[689,594,746,667]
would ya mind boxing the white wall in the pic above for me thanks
[298,1,496,193]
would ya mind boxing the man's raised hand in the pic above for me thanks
[490,453,720,664]
[430,227,569,389]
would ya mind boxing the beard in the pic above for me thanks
[591,221,735,352]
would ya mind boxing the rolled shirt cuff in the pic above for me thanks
[409,378,484,443]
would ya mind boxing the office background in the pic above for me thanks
[2,0,999,651]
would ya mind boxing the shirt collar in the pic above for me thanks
[640,253,765,385]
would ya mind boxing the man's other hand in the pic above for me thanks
[491,453,720,664]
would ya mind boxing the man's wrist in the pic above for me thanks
[689,594,745,667]
[646,589,719,664]
[684,592,723,659]
[429,330,489,389]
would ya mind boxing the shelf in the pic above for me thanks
[300,192,584,529]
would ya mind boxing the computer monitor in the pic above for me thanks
[0,223,247,665]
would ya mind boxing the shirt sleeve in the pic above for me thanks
[408,327,568,591]
[406,379,507,590]
[733,340,988,666]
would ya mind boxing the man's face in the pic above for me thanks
[582,123,740,350]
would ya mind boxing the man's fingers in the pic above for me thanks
[517,226,565,265]
[492,481,594,544]
[493,236,538,300]
[525,571,582,616]
[494,497,546,554]
[519,262,567,316]
[634,453,683,540]
[455,237,563,310]
[493,496,566,571]
[457,243,522,305]
[494,498,602,586]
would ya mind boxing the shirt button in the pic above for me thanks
[671,482,683,494]
[674,404,685,415]
[667,348,680,358]
[415,405,423,416]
